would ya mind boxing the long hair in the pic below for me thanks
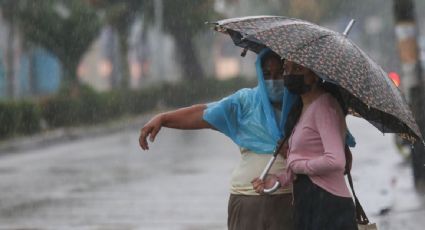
[282,78,347,144]
[283,98,303,144]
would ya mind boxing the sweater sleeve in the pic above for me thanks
[276,169,295,187]
[288,97,346,175]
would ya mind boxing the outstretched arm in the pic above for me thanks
[139,104,213,150]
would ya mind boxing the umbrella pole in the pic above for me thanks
[259,141,286,194]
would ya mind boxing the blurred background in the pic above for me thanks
[0,0,424,229]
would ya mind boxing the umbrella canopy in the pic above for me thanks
[212,16,422,142]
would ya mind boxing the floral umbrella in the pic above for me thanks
[211,16,422,142]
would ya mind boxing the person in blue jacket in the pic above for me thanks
[140,49,302,230]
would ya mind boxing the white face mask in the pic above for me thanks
[264,80,285,102]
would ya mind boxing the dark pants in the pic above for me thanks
[228,193,295,230]
[293,175,358,230]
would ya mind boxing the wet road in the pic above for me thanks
[0,127,239,229]
[0,116,424,229]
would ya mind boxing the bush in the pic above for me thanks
[2,76,256,138]
[0,101,41,138]
[15,101,42,134]
[40,96,80,127]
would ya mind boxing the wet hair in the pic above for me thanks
[261,51,282,68]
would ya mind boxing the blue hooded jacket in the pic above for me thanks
[203,49,297,153]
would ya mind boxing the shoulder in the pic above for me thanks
[234,88,256,97]
[314,93,341,110]
[207,88,255,111]
[231,88,257,104]
[211,88,253,103]
[312,93,344,120]
[317,93,339,106]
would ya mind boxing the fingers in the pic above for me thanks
[139,127,152,150]
[149,126,161,142]
[251,178,264,194]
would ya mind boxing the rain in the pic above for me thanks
[0,0,424,229]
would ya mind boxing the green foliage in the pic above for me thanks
[163,0,217,36]
[41,85,107,126]
[15,102,42,134]
[0,76,254,138]
[89,0,145,88]
[92,0,143,29]
[6,0,102,83]
[142,0,220,80]
[0,101,41,138]
[38,77,254,129]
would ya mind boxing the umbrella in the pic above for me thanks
[211,16,423,143]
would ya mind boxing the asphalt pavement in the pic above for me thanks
[0,114,423,229]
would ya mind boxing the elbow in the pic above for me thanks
[332,157,346,172]
[333,162,346,172]
[321,152,346,172]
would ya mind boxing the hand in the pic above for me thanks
[278,170,296,187]
[139,114,163,150]
[251,174,279,194]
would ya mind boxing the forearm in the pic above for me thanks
[161,104,212,129]
[289,154,345,175]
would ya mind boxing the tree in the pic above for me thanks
[0,0,21,98]
[88,0,144,89]
[14,0,101,91]
[145,0,218,81]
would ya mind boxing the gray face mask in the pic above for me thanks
[265,80,285,102]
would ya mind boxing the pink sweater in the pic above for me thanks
[278,93,351,198]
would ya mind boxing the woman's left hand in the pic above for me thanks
[251,174,279,194]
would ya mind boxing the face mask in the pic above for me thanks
[283,74,312,95]
[265,80,285,102]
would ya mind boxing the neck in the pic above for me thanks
[301,87,325,106]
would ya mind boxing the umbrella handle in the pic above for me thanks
[264,181,281,193]
[259,155,281,194]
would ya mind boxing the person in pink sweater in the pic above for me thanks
[252,60,357,230]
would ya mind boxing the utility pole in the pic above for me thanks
[393,0,425,192]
